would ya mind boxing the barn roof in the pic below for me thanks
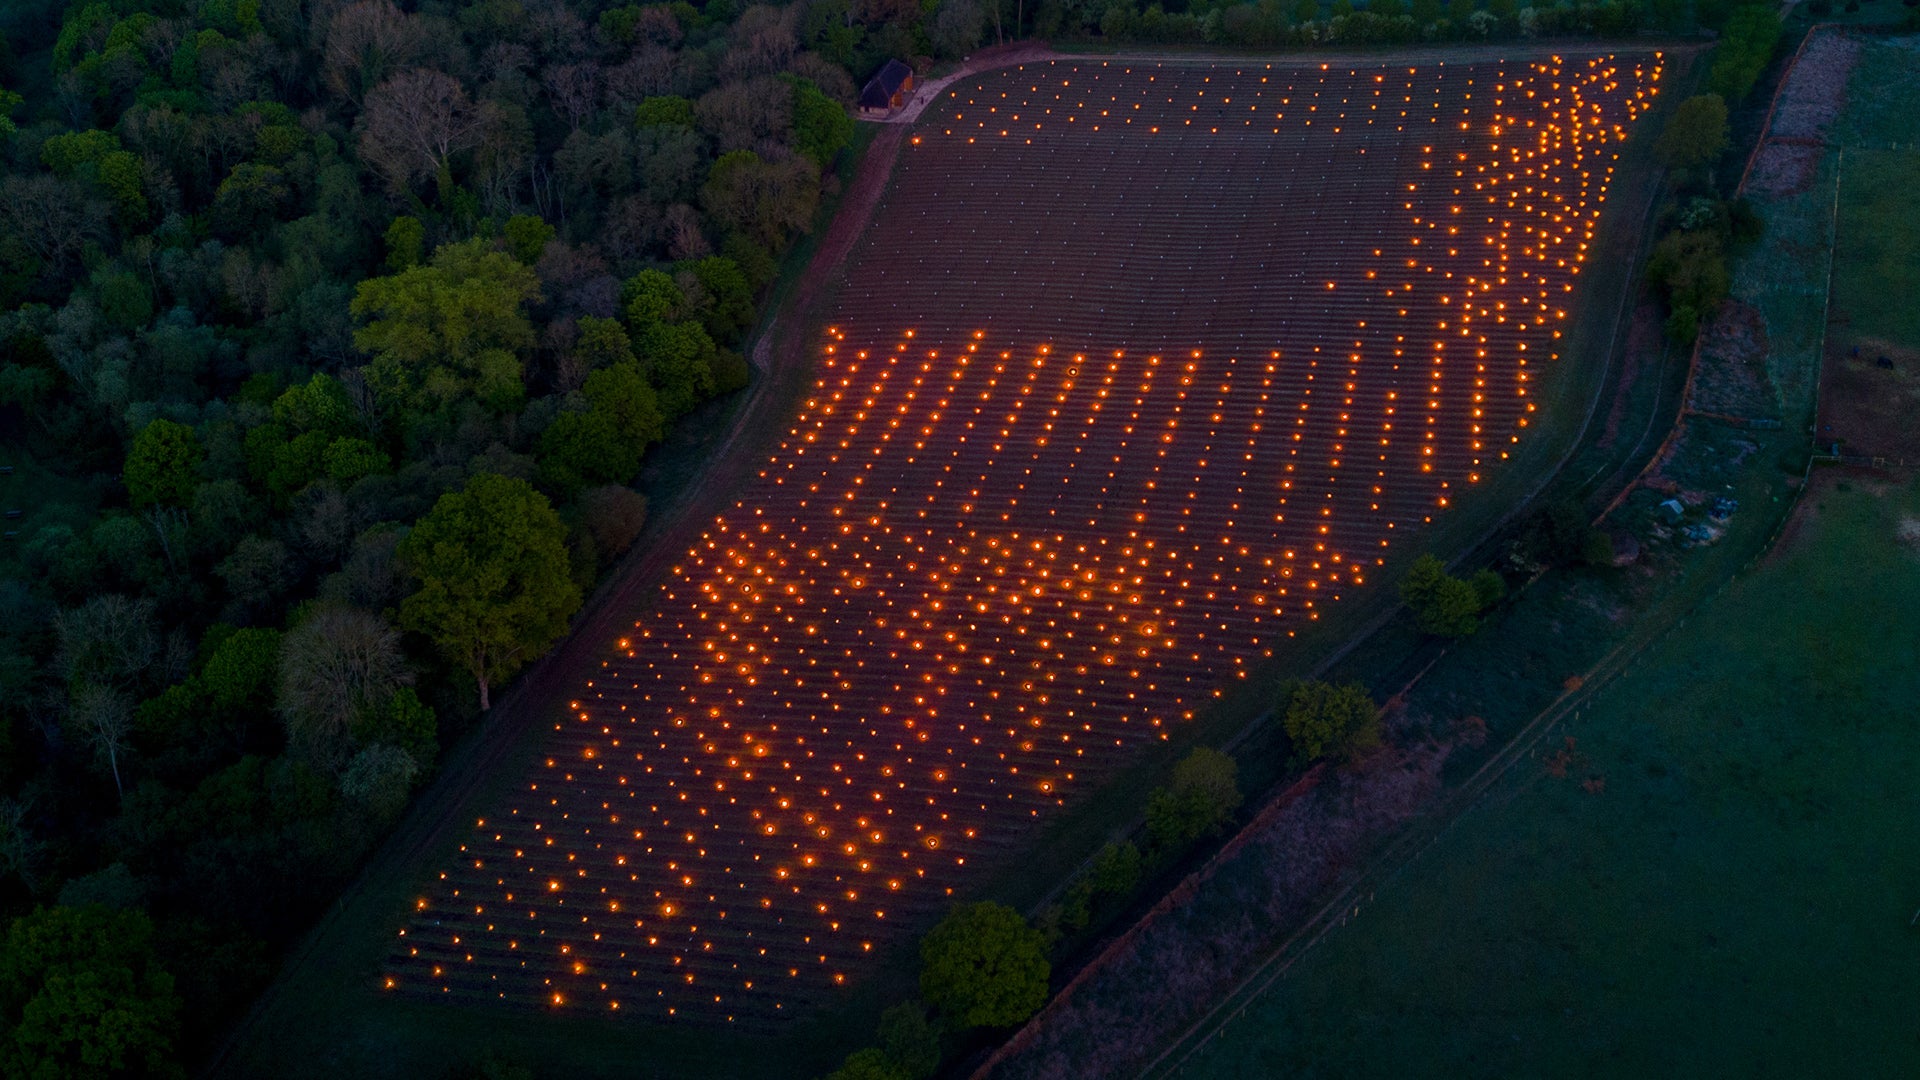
[860,59,914,110]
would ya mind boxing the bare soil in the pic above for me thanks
[1687,299,1776,418]
[1744,32,1863,197]
[1818,332,1920,461]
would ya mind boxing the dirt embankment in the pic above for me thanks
[977,728,1464,1080]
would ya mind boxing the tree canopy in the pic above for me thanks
[398,473,580,710]
[918,902,1051,1029]
[1279,679,1381,764]
[1399,554,1485,638]
[123,419,203,509]
[1654,94,1730,172]
[1145,746,1242,852]
[351,238,543,418]
[0,905,182,1080]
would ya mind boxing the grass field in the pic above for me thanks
[1833,147,1920,350]
[1177,473,1920,1078]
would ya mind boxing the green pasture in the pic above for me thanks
[1832,146,1920,351]
[1179,474,1920,1079]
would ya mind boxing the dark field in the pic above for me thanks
[387,53,1666,1027]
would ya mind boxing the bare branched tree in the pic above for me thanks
[67,682,133,797]
[603,46,694,107]
[322,0,422,104]
[54,595,160,690]
[541,63,601,131]
[278,605,411,762]
[356,68,486,193]
[694,76,794,155]
[663,203,711,261]
[0,796,46,892]
[721,5,800,81]
[0,175,111,278]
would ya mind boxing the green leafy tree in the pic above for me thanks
[918,902,1049,1029]
[39,129,119,175]
[876,1001,941,1079]
[0,89,22,139]
[124,419,203,508]
[1647,229,1730,345]
[350,685,438,765]
[652,328,717,402]
[791,77,855,168]
[538,361,666,491]
[826,1048,907,1080]
[1469,568,1506,611]
[340,743,418,820]
[1708,5,1781,101]
[243,425,330,499]
[273,373,356,436]
[323,437,390,485]
[1278,679,1380,764]
[95,270,153,333]
[623,268,685,326]
[636,320,718,418]
[209,162,289,239]
[1522,498,1602,568]
[1085,840,1142,898]
[700,149,821,254]
[1654,94,1729,172]
[201,626,281,716]
[1145,746,1241,851]
[1399,553,1481,637]
[634,94,696,128]
[398,474,581,710]
[0,905,183,1080]
[681,255,756,346]
[573,316,637,372]
[384,215,425,271]
[351,239,542,417]
[41,131,147,225]
[503,213,556,265]
[576,486,650,562]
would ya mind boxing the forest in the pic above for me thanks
[0,0,894,1072]
[0,0,1701,1074]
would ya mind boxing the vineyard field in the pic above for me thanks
[386,52,1664,1027]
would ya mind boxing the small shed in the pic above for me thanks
[860,59,915,118]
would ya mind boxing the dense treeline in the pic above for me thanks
[0,0,943,1071]
[1643,3,1779,345]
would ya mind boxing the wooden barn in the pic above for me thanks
[859,59,915,118]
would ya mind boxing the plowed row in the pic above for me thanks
[388,52,1662,1026]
